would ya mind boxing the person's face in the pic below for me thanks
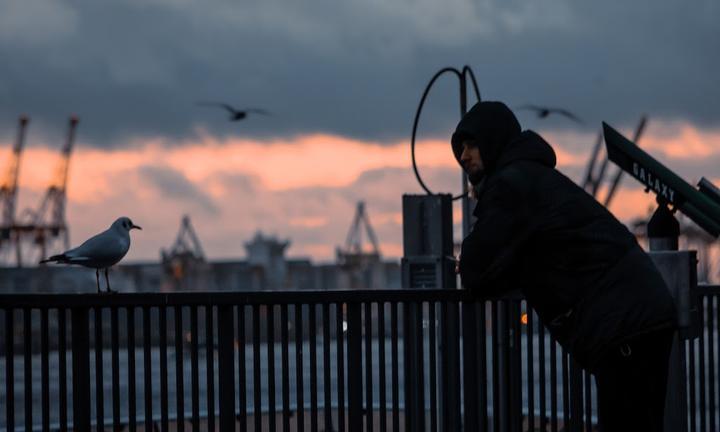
[460,140,484,177]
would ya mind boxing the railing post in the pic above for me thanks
[462,302,479,432]
[440,301,460,431]
[508,300,523,432]
[5,309,15,432]
[569,358,584,432]
[347,302,363,432]
[404,301,426,431]
[496,300,510,432]
[71,307,91,432]
[218,305,236,431]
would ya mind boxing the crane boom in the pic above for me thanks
[1,116,29,232]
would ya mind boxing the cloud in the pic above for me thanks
[137,165,220,214]
[0,0,718,146]
[0,0,79,45]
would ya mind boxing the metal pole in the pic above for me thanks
[647,203,687,432]
[460,74,471,239]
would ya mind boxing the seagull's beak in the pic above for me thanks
[131,224,142,230]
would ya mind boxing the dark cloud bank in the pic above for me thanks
[1,0,718,147]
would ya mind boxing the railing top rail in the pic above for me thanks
[0,288,493,308]
[696,284,720,296]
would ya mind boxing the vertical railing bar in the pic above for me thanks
[128,307,137,432]
[561,350,569,430]
[24,307,32,432]
[347,302,362,432]
[322,303,332,432]
[428,302,438,432]
[110,308,120,432]
[309,304,318,432]
[5,308,15,432]
[562,350,570,431]
[281,304,291,432]
[42,308,50,432]
[404,301,425,432]
[295,304,305,432]
[491,302,500,432]
[253,304,262,432]
[417,302,425,432]
[510,301,522,432]
[710,295,720,430]
[143,307,153,432]
[159,307,169,432]
[191,305,200,432]
[238,305,247,432]
[174,306,185,432]
[463,300,479,432]
[689,337,696,432]
[206,305,216,432]
[477,302,488,432]
[378,302,387,432]
[526,304,534,432]
[538,324,546,432]
[583,370,592,432]
[60,309,68,432]
[699,296,707,432]
[441,300,459,432]
[72,307,92,432]
[217,304,236,432]
[365,301,374,432]
[569,358,583,432]
[94,307,105,432]
[550,338,558,432]
[268,304,277,432]
[390,303,399,432]
[336,303,346,432]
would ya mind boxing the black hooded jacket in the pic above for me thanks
[454,102,676,370]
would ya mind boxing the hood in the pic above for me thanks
[495,130,557,170]
[451,101,522,173]
[451,101,555,179]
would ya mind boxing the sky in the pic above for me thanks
[0,0,718,263]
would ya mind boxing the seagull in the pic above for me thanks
[516,104,585,125]
[195,101,270,121]
[39,217,142,293]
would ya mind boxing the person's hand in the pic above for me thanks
[454,253,461,274]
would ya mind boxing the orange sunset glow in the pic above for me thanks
[1,121,718,261]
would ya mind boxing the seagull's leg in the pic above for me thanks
[96,269,101,293]
[105,268,115,293]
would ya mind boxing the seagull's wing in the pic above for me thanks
[245,108,270,115]
[196,101,237,114]
[65,229,130,267]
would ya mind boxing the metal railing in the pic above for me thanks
[688,285,720,432]
[1,289,600,432]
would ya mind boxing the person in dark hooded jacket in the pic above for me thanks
[453,101,677,432]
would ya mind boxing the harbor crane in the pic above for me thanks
[0,116,29,264]
[336,201,381,288]
[161,214,207,282]
[19,116,78,266]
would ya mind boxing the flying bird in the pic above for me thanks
[39,217,142,293]
[195,101,270,121]
[516,104,584,125]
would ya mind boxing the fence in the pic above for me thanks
[13,286,720,431]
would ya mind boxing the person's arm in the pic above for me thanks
[459,168,532,297]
